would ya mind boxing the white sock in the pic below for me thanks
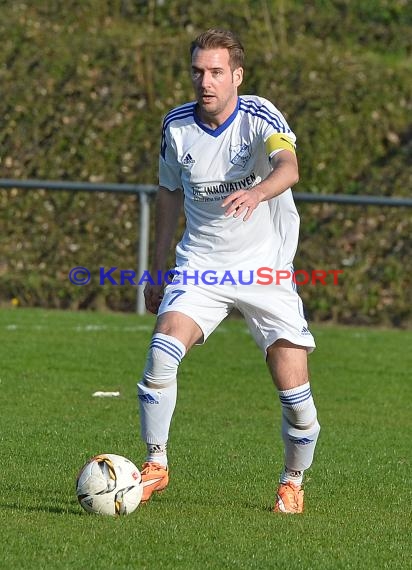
[137,333,186,467]
[137,381,177,461]
[279,467,304,486]
[278,382,320,484]
[146,443,168,468]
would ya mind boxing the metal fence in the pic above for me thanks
[1,177,412,314]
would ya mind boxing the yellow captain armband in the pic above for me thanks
[265,133,296,156]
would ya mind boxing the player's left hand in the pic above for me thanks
[222,188,264,221]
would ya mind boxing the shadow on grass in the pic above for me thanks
[155,491,275,514]
[0,501,82,516]
[242,501,279,513]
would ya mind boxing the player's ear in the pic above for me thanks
[233,67,243,88]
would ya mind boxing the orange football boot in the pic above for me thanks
[141,462,169,502]
[273,481,304,514]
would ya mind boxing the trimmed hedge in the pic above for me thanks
[1,1,411,325]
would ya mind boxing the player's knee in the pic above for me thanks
[142,332,186,389]
[279,384,318,430]
[283,406,319,432]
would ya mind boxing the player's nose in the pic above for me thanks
[200,71,212,88]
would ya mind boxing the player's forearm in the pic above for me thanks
[255,151,299,202]
[222,150,300,221]
[151,186,183,273]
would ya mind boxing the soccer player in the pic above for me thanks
[137,28,320,514]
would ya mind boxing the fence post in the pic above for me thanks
[137,192,150,314]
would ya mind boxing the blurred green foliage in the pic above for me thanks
[0,0,411,324]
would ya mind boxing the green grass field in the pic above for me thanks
[0,308,411,569]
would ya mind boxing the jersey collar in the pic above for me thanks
[194,97,240,137]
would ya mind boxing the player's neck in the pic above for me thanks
[196,97,238,130]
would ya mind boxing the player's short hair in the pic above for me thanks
[190,29,244,71]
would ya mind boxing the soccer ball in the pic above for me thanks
[76,453,143,516]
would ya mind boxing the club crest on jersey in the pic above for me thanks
[230,143,251,167]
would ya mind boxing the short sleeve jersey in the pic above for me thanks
[159,95,300,272]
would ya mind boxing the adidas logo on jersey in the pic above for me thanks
[182,153,195,165]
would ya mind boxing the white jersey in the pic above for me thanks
[159,95,300,272]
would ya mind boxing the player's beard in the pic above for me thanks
[196,91,237,124]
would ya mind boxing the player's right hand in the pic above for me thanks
[144,283,164,314]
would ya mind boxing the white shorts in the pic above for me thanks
[158,272,315,356]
